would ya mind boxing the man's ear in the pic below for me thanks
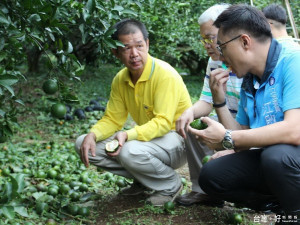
[241,34,251,49]
[111,48,119,58]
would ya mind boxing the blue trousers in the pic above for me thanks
[199,144,300,212]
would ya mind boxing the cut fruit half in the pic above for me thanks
[105,140,119,153]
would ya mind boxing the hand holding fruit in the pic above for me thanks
[106,131,127,157]
[80,132,96,167]
[176,107,194,139]
[188,117,226,150]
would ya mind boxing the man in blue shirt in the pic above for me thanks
[189,4,300,223]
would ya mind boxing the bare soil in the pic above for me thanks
[94,165,275,225]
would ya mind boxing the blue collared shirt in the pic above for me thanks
[236,39,300,128]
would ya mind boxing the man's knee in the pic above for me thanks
[75,134,87,154]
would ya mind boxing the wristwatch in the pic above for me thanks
[222,130,235,150]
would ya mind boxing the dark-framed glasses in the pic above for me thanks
[200,36,217,46]
[216,34,242,56]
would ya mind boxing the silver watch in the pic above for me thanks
[222,130,235,150]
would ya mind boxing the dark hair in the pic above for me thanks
[214,4,272,42]
[262,4,287,25]
[111,18,149,41]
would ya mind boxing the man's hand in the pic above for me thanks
[209,68,229,104]
[188,117,226,150]
[176,107,194,139]
[107,131,128,157]
[80,132,97,168]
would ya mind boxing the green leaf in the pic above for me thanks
[67,41,73,54]
[122,9,138,16]
[11,174,26,194]
[14,206,29,217]
[14,99,24,106]
[28,14,41,23]
[0,75,18,86]
[112,5,124,12]
[86,0,96,14]
[0,15,9,25]
[1,206,15,219]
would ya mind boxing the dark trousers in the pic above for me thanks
[198,144,300,212]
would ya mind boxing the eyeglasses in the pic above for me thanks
[216,34,242,56]
[200,36,217,46]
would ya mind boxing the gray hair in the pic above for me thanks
[198,4,231,25]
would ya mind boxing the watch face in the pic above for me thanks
[223,141,233,149]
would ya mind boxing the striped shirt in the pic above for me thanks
[199,57,243,118]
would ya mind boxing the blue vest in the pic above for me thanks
[236,39,300,128]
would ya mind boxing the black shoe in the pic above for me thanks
[176,191,224,207]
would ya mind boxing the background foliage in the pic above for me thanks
[0,0,299,139]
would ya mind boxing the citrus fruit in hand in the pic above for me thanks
[105,140,119,153]
[51,103,67,119]
[190,118,208,130]
[202,155,211,164]
[42,79,58,95]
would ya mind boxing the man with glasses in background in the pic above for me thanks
[175,4,243,207]
[191,4,300,221]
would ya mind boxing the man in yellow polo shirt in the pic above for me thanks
[75,18,192,206]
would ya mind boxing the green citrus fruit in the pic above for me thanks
[56,173,65,181]
[36,183,47,192]
[164,201,175,211]
[36,202,49,214]
[78,207,90,216]
[181,177,187,185]
[46,219,56,225]
[42,79,58,95]
[68,204,79,215]
[79,183,89,192]
[232,213,243,224]
[36,171,47,179]
[116,178,127,188]
[190,119,208,130]
[70,192,80,201]
[69,181,81,189]
[105,139,119,153]
[23,168,31,175]
[51,103,67,119]
[2,167,11,176]
[47,187,58,196]
[59,184,71,194]
[202,155,211,165]
[47,169,58,179]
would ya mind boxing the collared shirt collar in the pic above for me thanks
[124,54,152,85]
[242,38,282,95]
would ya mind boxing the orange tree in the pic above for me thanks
[0,0,137,141]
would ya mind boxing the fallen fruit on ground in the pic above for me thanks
[51,103,67,119]
[42,79,58,95]
[190,118,208,130]
[105,139,119,153]
[164,201,175,212]
[78,207,90,216]
[202,155,211,164]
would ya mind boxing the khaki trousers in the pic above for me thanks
[75,131,186,195]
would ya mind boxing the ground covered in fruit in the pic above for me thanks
[0,67,275,225]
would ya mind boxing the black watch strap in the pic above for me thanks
[213,100,226,108]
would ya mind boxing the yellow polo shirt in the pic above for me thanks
[90,54,192,142]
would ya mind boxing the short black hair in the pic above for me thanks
[111,18,149,41]
[262,4,287,25]
[214,4,272,43]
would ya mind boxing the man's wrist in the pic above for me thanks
[213,100,226,108]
